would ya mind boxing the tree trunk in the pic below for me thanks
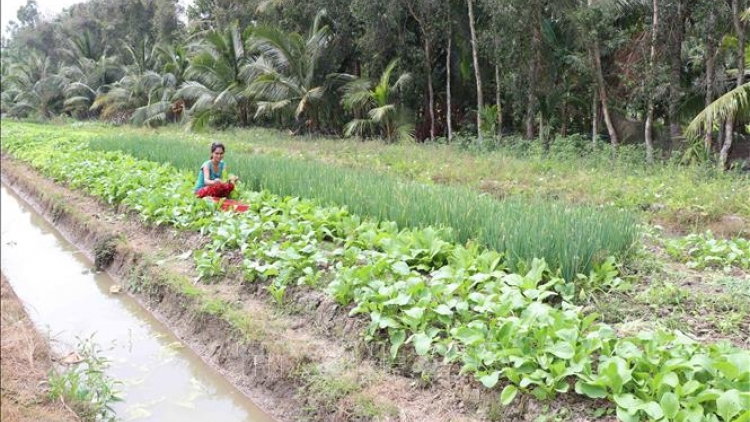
[591,42,619,151]
[239,100,248,126]
[720,118,734,168]
[667,0,685,140]
[720,0,746,169]
[592,86,598,145]
[445,31,453,142]
[526,89,535,140]
[493,29,503,140]
[539,113,545,146]
[466,0,483,143]
[644,0,659,164]
[525,6,542,141]
[495,64,502,139]
[402,0,435,141]
[704,4,716,154]
[587,0,617,152]
[561,97,568,137]
[446,31,453,143]
[425,41,436,141]
[733,0,745,96]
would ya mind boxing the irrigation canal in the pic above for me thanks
[0,182,275,422]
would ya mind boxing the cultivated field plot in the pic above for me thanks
[2,121,748,421]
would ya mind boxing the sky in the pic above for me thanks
[1,0,81,35]
[1,0,192,37]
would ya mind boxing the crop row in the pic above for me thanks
[665,232,750,271]
[2,124,748,422]
[87,132,638,281]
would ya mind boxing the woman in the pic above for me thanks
[194,142,239,198]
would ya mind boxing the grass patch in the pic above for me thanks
[298,363,364,416]
[47,336,122,421]
[89,134,637,280]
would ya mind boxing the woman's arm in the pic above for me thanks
[202,165,222,185]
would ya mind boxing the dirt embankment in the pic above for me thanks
[1,273,79,422]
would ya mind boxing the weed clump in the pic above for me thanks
[93,236,118,271]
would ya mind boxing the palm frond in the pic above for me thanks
[390,73,413,94]
[64,81,96,96]
[295,87,325,118]
[254,100,291,119]
[131,101,171,127]
[176,81,215,101]
[340,77,374,111]
[63,96,94,110]
[344,118,376,137]
[249,26,297,73]
[396,122,416,143]
[686,82,750,137]
[214,89,239,108]
[368,104,396,123]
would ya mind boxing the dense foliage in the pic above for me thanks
[1,0,748,167]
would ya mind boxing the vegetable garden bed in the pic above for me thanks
[2,122,748,422]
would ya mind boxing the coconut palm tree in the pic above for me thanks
[1,50,66,118]
[59,53,122,119]
[337,58,414,142]
[176,22,254,130]
[127,42,191,126]
[242,10,331,133]
[56,32,122,119]
[122,36,160,75]
[90,71,173,123]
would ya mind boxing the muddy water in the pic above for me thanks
[0,184,275,422]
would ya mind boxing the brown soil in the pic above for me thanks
[1,273,79,422]
[1,155,619,421]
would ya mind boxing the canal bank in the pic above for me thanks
[1,182,276,421]
[1,272,80,422]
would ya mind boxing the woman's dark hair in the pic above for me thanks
[210,142,226,154]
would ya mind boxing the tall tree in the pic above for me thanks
[665,0,689,140]
[524,1,542,140]
[16,0,40,29]
[644,0,659,164]
[703,1,717,154]
[446,7,453,142]
[586,0,619,151]
[153,0,184,44]
[719,0,747,168]
[402,0,442,141]
[1,50,66,118]
[466,0,483,143]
